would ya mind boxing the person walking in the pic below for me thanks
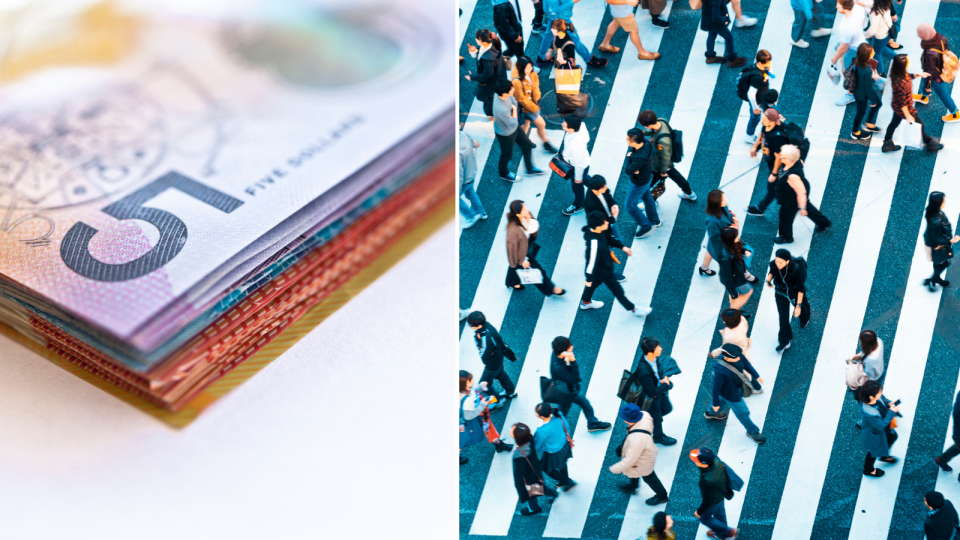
[924,492,960,539]
[583,175,627,283]
[701,0,747,67]
[935,391,960,477]
[701,190,737,277]
[506,200,565,295]
[705,344,767,443]
[747,109,791,216]
[467,311,518,400]
[628,337,678,445]
[580,211,654,315]
[534,402,577,491]
[923,191,959,291]
[550,336,612,431]
[460,132,487,229]
[647,513,676,540]
[532,0,546,32]
[511,57,559,153]
[882,54,941,153]
[851,44,883,140]
[691,447,739,539]
[494,0,525,67]
[538,17,609,68]
[460,370,513,466]
[918,23,960,123]
[858,380,900,477]
[710,308,752,361]
[853,330,884,384]
[766,249,810,352]
[598,0,661,59]
[609,404,670,506]
[738,51,773,144]
[638,110,697,201]
[561,115,592,216]
[510,422,559,515]
[864,0,897,74]
[494,80,546,183]
[791,0,830,49]
[640,0,669,29]
[831,0,867,107]
[465,30,507,119]
[718,227,758,316]
[774,144,832,243]
[625,128,661,238]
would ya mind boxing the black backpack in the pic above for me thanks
[736,67,759,101]
[653,119,684,163]
[782,122,810,161]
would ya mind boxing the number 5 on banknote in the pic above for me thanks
[60,171,244,282]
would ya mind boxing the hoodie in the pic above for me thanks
[470,45,505,100]
[583,225,624,281]
[698,460,731,514]
[625,141,655,186]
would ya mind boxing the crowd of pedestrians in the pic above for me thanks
[459,0,960,534]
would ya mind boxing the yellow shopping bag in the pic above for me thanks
[555,63,582,95]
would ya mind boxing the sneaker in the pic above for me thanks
[631,306,653,317]
[744,134,758,145]
[704,410,727,421]
[587,56,609,68]
[936,457,954,472]
[881,140,901,153]
[726,57,748,68]
[636,226,654,238]
[706,56,726,65]
[747,432,767,443]
[580,300,604,310]
[587,421,613,432]
[836,93,856,106]
[773,236,793,244]
[863,124,882,133]
[651,16,670,28]
[532,25,546,34]
[914,94,930,104]
[559,480,578,492]
[790,39,810,48]
[562,205,583,216]
[616,273,627,283]
[520,507,543,516]
[526,167,545,175]
[734,16,757,27]
[746,206,765,216]
[852,130,872,140]
[501,172,520,182]
[776,340,792,352]
[945,112,960,123]
[653,220,662,228]
[479,213,488,220]
[810,28,832,37]
[653,435,677,446]
[543,141,559,153]
[815,222,831,232]
[679,191,698,201]
[645,494,669,506]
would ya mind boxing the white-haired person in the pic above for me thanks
[772,144,831,244]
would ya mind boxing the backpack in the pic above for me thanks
[736,67,759,101]
[782,122,810,161]
[653,119,684,163]
[931,41,959,84]
[719,359,755,398]
[842,64,857,92]
[846,358,868,390]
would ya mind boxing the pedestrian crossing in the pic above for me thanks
[459,0,960,537]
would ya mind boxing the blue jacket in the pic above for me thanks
[712,356,760,407]
[790,0,813,19]
[534,412,571,455]
[860,397,896,457]
[542,0,575,26]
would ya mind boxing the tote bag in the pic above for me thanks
[460,395,486,449]
[555,61,583,95]
[895,122,924,150]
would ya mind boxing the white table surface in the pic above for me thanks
[0,223,454,539]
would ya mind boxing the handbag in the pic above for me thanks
[549,133,574,179]
[895,121,924,150]
[517,446,545,497]
[825,62,842,85]
[555,60,583,94]
[650,175,667,199]
[460,395,487,448]
[484,408,501,443]
[517,267,544,285]
[618,369,644,404]
[540,376,573,409]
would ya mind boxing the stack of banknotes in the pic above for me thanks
[0,1,453,413]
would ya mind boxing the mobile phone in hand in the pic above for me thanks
[892,399,901,407]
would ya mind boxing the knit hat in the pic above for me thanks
[690,447,716,467]
[653,512,668,532]
[619,403,643,424]
[775,249,793,261]
[720,343,743,359]
[587,211,607,228]
[764,108,781,124]
[918,23,937,41]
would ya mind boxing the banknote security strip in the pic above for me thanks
[0,157,453,424]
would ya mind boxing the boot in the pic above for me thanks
[495,440,514,453]
[881,139,901,153]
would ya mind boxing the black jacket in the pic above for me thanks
[625,142,654,186]
[474,322,505,370]
[473,48,505,100]
[550,353,583,394]
[493,2,523,45]
[718,248,748,297]
[698,461,732,515]
[924,500,960,540]
[768,257,807,298]
[583,225,625,281]
[630,357,669,406]
[926,211,955,265]
[700,0,731,32]
[584,189,618,224]
[512,443,546,503]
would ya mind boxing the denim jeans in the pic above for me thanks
[791,4,825,41]
[699,502,731,538]
[870,36,897,74]
[706,26,736,60]
[747,109,761,136]
[460,184,485,220]
[626,183,659,229]
[561,392,598,424]
[922,79,959,115]
[836,41,857,71]
[723,397,761,434]
[538,28,593,64]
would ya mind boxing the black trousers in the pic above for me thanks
[884,114,931,144]
[646,394,672,439]
[571,167,589,209]
[665,168,693,195]
[774,292,810,346]
[864,429,899,473]
[939,442,960,464]
[533,0,544,27]
[504,36,525,59]
[550,463,572,486]
[756,158,778,211]
[778,203,831,241]
[852,99,880,132]
[497,128,536,177]
[627,471,668,498]
[506,256,557,295]
[480,364,516,395]
[932,260,950,284]
[581,271,635,311]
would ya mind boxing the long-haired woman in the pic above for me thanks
[923,191,959,291]
[882,54,939,153]
[534,402,577,491]
[851,43,883,140]
[718,227,758,316]
[511,56,558,153]
[505,200,565,295]
[465,29,506,119]
[864,0,898,74]
[460,370,513,466]
[700,189,737,276]
[858,381,900,477]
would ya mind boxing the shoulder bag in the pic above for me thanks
[719,360,755,398]
[460,395,487,448]
[550,133,574,179]
[517,446,545,497]
[560,415,575,448]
